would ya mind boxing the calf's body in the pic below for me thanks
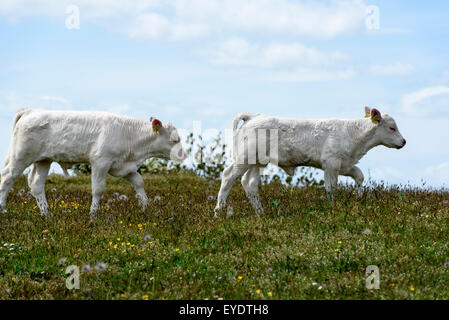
[215,108,406,216]
[0,108,186,216]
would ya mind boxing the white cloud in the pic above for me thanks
[40,95,70,105]
[0,0,368,39]
[198,37,355,82]
[127,13,169,39]
[199,37,349,68]
[126,13,208,40]
[269,67,356,82]
[368,166,409,184]
[0,0,160,21]
[424,162,449,187]
[196,106,227,117]
[0,92,72,115]
[369,62,414,76]
[0,92,30,114]
[401,86,449,117]
[366,164,449,188]
[0,92,141,116]
[172,0,367,38]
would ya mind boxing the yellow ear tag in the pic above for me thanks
[366,113,378,124]
[152,124,159,133]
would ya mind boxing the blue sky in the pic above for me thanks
[1,0,449,187]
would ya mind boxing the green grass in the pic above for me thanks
[1,172,449,300]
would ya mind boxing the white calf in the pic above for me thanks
[0,108,187,217]
[215,107,406,216]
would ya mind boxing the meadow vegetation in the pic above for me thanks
[1,134,449,300]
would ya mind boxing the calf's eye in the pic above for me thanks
[389,127,396,132]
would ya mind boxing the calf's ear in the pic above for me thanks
[370,108,382,124]
[364,106,371,118]
[150,117,162,133]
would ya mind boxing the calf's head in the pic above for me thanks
[365,107,406,149]
[150,117,188,162]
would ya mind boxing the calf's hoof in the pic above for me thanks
[42,211,53,218]
[89,211,98,220]
[213,206,223,218]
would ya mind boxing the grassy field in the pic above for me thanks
[1,172,449,300]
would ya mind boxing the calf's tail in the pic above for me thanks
[231,112,256,162]
[3,108,31,169]
[232,112,254,135]
[12,108,30,129]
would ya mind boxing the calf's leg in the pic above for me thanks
[214,162,249,217]
[123,172,148,211]
[28,161,51,216]
[89,162,111,217]
[241,166,264,215]
[0,160,30,213]
[341,165,364,196]
[323,159,340,201]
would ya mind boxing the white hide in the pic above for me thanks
[0,108,187,216]
[214,107,406,216]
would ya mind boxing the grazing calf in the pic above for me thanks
[214,107,406,216]
[0,108,187,217]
